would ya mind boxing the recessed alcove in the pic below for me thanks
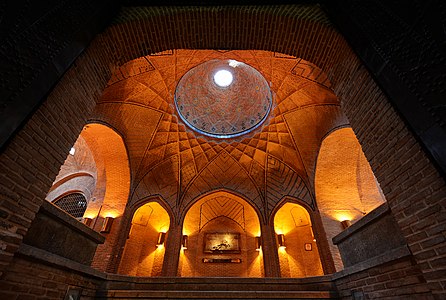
[180,191,262,277]
[118,202,170,276]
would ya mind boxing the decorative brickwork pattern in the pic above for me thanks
[179,150,263,219]
[199,196,246,231]
[180,192,262,277]
[0,4,444,298]
[266,156,314,214]
[89,49,345,231]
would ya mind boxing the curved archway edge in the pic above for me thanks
[270,196,335,274]
[1,5,443,292]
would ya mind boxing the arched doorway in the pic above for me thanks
[44,122,131,272]
[315,127,386,270]
[273,202,323,278]
[0,4,442,298]
[179,191,263,277]
[118,201,170,276]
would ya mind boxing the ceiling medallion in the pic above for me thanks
[175,59,272,139]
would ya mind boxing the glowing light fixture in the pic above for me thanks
[101,217,114,233]
[82,217,92,227]
[255,236,261,251]
[341,220,352,230]
[182,235,188,249]
[310,226,316,242]
[213,69,233,87]
[277,234,286,248]
[157,232,166,246]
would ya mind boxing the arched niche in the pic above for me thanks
[45,133,97,215]
[273,202,324,278]
[79,123,131,222]
[315,127,386,271]
[43,122,131,272]
[118,201,170,276]
[46,122,131,223]
[179,191,263,277]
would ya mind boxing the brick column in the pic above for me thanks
[261,223,281,277]
[161,224,182,277]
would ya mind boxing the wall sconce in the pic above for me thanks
[310,226,316,242]
[82,217,92,227]
[255,236,261,251]
[157,232,166,246]
[100,217,114,233]
[277,234,286,248]
[341,220,352,230]
[182,235,188,249]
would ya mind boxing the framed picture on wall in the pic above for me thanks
[203,232,241,254]
[304,243,312,251]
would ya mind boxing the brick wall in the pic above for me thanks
[0,42,112,275]
[0,256,101,300]
[179,192,263,277]
[333,60,446,297]
[274,202,324,277]
[335,256,433,299]
[87,6,446,294]
[118,202,169,276]
[1,3,444,298]
[316,128,386,271]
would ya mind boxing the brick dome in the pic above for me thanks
[174,59,272,139]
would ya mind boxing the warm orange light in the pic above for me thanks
[341,219,352,229]
[310,226,316,242]
[101,210,121,219]
[332,210,354,222]
[159,225,169,233]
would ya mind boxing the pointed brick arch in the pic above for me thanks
[80,123,131,272]
[315,127,387,271]
[180,150,264,221]
[1,5,444,294]
[181,190,263,277]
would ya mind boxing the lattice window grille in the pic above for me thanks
[54,193,87,219]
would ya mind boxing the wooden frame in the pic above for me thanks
[203,232,241,254]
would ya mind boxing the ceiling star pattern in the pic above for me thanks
[92,50,346,220]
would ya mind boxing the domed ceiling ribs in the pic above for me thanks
[179,150,264,219]
[175,59,272,138]
[92,50,347,221]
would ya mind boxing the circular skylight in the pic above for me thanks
[175,59,272,139]
[213,70,233,87]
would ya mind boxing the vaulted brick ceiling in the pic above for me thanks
[91,50,349,218]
